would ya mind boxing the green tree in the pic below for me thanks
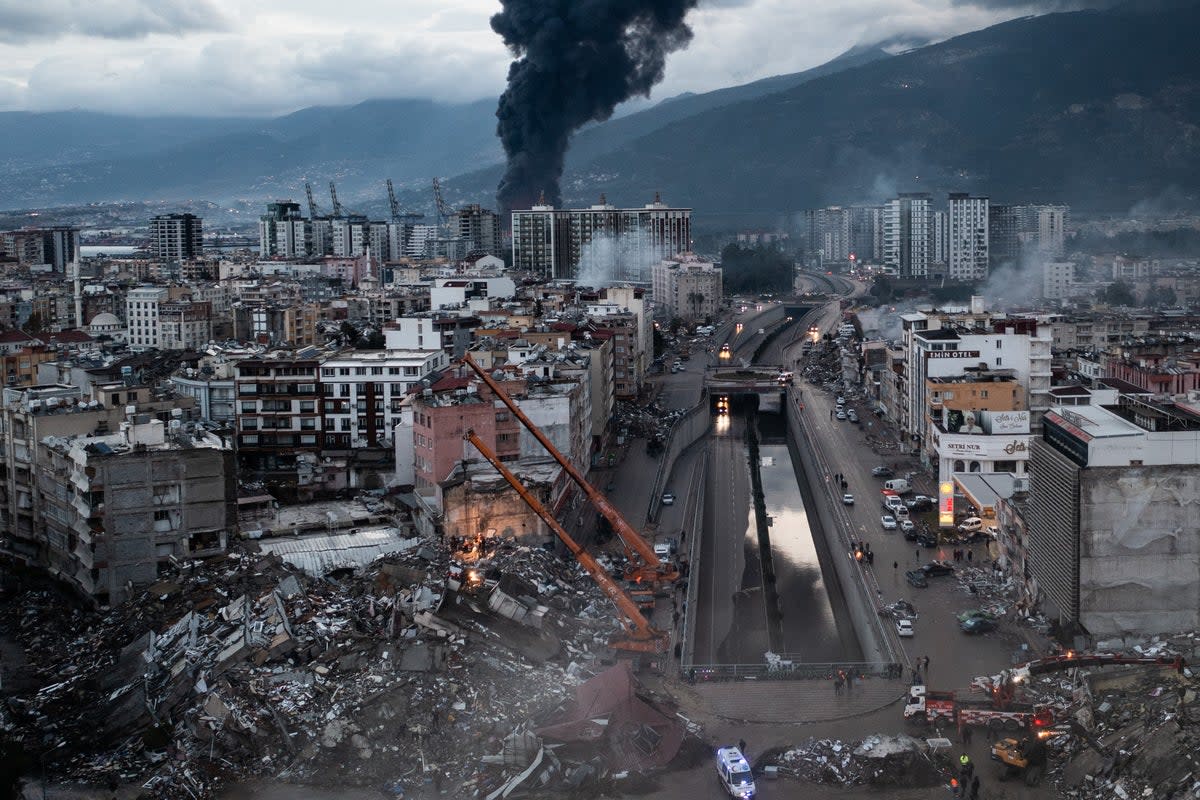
[720,243,793,294]
[1103,281,1137,306]
[23,312,44,334]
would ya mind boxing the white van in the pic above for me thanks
[716,746,756,798]
[883,478,911,495]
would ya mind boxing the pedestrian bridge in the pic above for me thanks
[704,365,793,394]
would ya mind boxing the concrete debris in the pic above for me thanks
[0,535,689,798]
[768,734,942,786]
[983,632,1200,800]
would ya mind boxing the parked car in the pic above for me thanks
[917,533,938,548]
[879,599,918,619]
[905,570,929,588]
[894,505,910,519]
[958,517,984,533]
[836,410,847,420]
[921,560,956,577]
[842,493,855,505]
[961,617,998,634]
[906,495,935,512]
[836,396,846,406]
[661,492,675,506]
[957,609,998,624]
[899,519,916,534]
[881,515,898,530]
[871,466,895,477]
[847,410,859,422]
[903,527,920,542]
[896,618,915,637]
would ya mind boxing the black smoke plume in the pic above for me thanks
[491,0,700,212]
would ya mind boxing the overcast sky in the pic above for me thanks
[0,0,1096,117]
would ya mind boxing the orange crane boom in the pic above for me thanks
[464,431,668,653]
[460,353,678,586]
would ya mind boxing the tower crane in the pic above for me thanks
[432,177,451,230]
[464,430,668,653]
[305,181,322,218]
[460,353,679,588]
[329,181,345,218]
[386,179,425,225]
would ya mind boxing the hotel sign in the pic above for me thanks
[925,350,981,359]
[939,433,1032,460]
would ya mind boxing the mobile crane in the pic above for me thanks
[463,430,668,653]
[461,353,679,588]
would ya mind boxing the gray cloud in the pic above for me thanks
[949,0,1117,8]
[0,0,230,43]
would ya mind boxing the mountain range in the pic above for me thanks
[3,0,1199,220]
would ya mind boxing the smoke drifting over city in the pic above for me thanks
[491,0,701,212]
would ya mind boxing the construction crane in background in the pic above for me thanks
[464,430,668,653]
[432,177,451,230]
[461,353,679,588]
[329,181,345,217]
[304,182,322,218]
[386,179,425,225]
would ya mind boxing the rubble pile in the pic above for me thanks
[0,538,678,798]
[768,734,941,787]
[1043,634,1200,800]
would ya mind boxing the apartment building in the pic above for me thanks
[1027,398,1200,636]
[883,193,931,279]
[125,286,169,351]
[233,353,325,497]
[947,193,989,281]
[651,253,723,320]
[149,214,203,263]
[511,195,691,280]
[319,349,448,450]
[900,302,1052,455]
[38,418,233,604]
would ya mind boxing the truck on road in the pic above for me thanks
[903,685,1054,731]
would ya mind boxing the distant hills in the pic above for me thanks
[443,0,1200,217]
[0,44,895,214]
[5,1,1200,220]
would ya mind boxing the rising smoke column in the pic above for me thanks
[491,0,700,212]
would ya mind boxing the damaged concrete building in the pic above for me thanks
[1027,397,1200,637]
[0,382,232,604]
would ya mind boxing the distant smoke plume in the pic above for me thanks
[491,0,700,212]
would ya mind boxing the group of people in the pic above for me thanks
[950,548,974,563]
[852,539,875,564]
[832,667,857,695]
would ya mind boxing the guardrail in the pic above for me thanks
[645,398,709,525]
[682,660,901,682]
[678,453,707,668]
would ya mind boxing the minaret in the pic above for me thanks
[73,254,83,329]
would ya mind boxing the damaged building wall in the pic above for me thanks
[1079,464,1200,636]
[41,445,235,603]
[442,472,557,547]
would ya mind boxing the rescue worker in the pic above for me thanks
[959,753,974,781]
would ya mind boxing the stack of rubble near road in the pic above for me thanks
[0,539,686,798]
[767,734,943,787]
[1037,634,1200,800]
